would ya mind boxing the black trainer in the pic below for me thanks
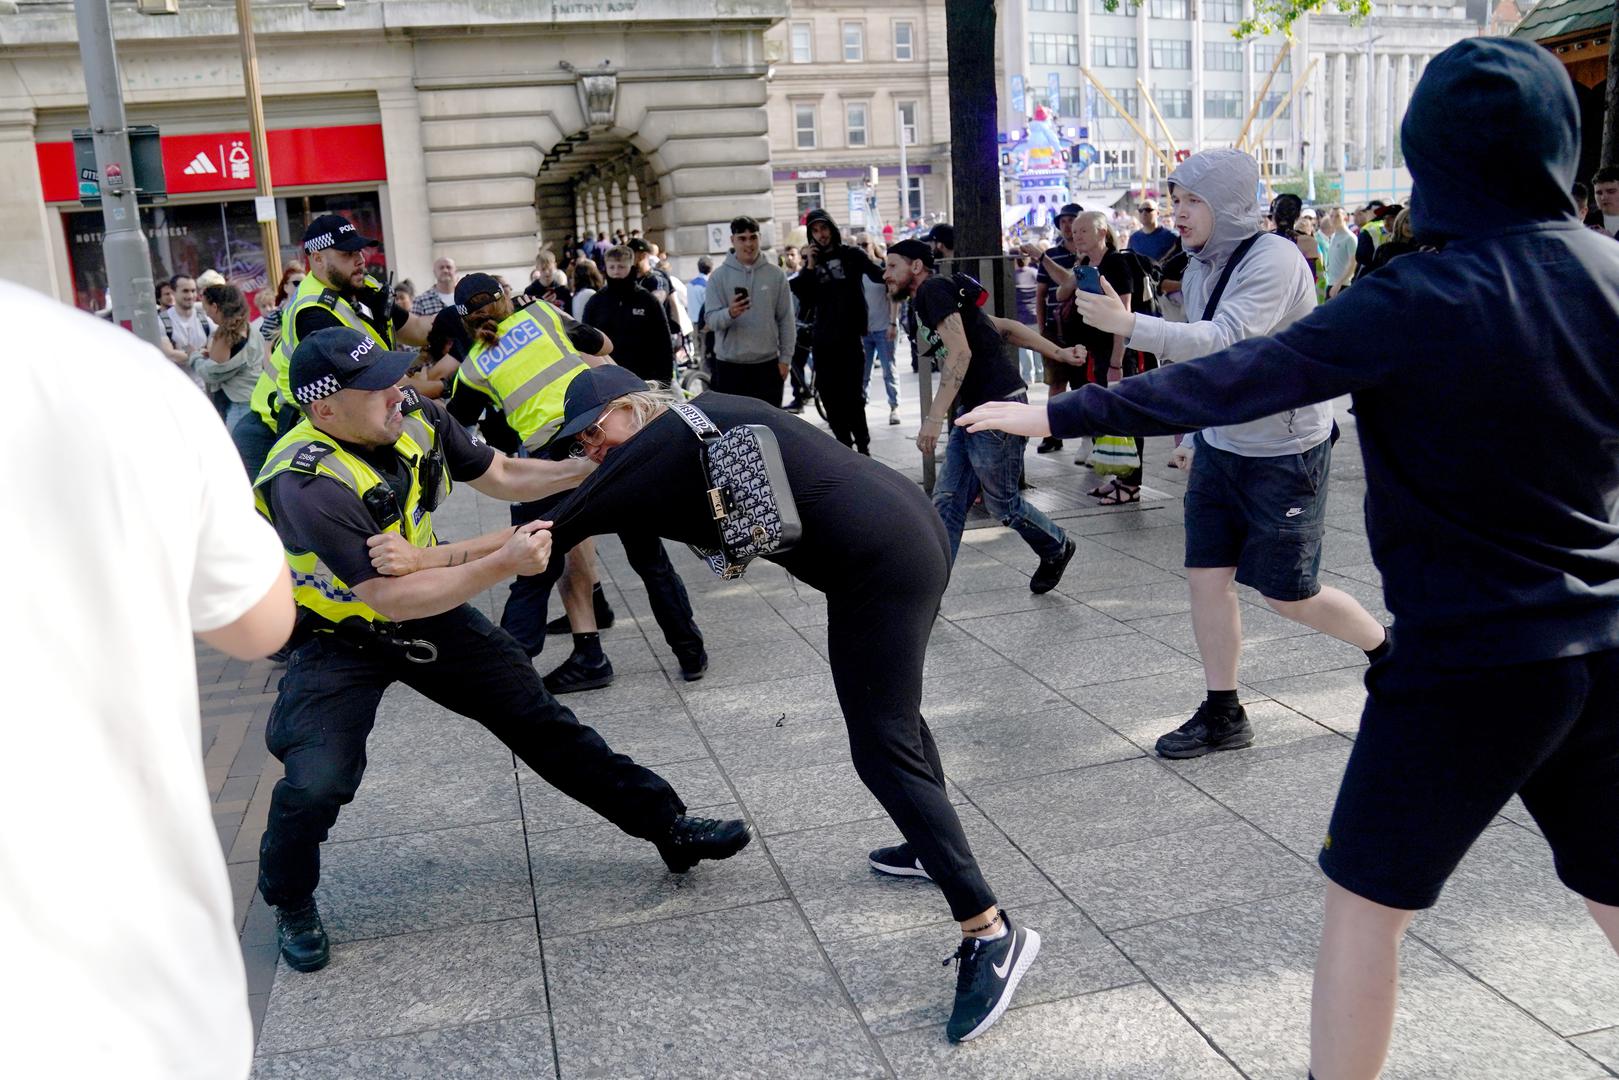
[1155,702,1254,759]
[1035,436,1064,454]
[1028,538,1077,595]
[657,815,752,873]
[944,911,1041,1043]
[544,585,616,635]
[542,652,615,694]
[676,648,709,682]
[275,898,330,973]
[869,842,932,880]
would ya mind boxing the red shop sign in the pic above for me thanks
[36,123,388,203]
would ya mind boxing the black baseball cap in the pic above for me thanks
[626,237,652,254]
[289,326,415,407]
[453,272,504,316]
[301,213,379,254]
[555,365,650,443]
[924,223,956,248]
[888,238,934,267]
[1055,202,1084,223]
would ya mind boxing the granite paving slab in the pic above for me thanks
[548,703,710,769]
[517,756,734,835]
[729,758,964,837]
[1023,631,1203,692]
[951,605,1136,657]
[526,805,785,936]
[680,671,844,733]
[1571,1029,1619,1072]
[1173,741,1351,860]
[1246,665,1369,733]
[931,705,1143,789]
[878,983,1244,1079]
[251,1014,554,1079]
[919,663,1074,725]
[325,761,520,844]
[256,918,547,1055]
[824,898,1139,1036]
[1126,605,1319,657]
[316,820,533,943]
[1112,890,1605,1080]
[546,900,888,1079]
[764,806,1062,944]
[1104,699,1341,760]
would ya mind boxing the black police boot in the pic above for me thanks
[275,898,330,973]
[676,648,710,682]
[657,815,752,873]
[543,651,615,694]
[544,584,616,635]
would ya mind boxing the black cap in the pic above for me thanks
[1055,203,1083,223]
[453,272,504,316]
[289,326,415,407]
[888,238,934,267]
[555,366,650,443]
[924,223,956,248]
[626,237,652,254]
[301,213,380,254]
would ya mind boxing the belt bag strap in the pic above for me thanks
[1200,233,1264,323]
[669,400,722,441]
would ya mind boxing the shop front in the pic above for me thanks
[36,124,388,315]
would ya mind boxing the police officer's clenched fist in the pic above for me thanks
[502,520,553,576]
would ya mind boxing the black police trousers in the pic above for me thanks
[501,494,703,659]
[256,604,685,908]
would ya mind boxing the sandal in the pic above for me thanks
[1095,483,1140,505]
[1087,480,1117,498]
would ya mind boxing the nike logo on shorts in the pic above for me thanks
[1285,507,1305,517]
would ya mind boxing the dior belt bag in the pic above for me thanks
[668,401,802,579]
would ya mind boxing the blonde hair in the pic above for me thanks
[1389,208,1414,244]
[613,384,686,430]
[1074,210,1118,252]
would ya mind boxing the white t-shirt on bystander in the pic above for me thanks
[1,280,286,1080]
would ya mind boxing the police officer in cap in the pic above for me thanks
[253,325,750,973]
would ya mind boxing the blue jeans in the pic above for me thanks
[231,408,278,481]
[933,400,1068,563]
[861,330,899,409]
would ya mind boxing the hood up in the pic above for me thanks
[804,208,844,250]
[1166,148,1260,269]
[1403,37,1579,243]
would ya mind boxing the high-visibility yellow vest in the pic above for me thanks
[1364,220,1387,249]
[269,272,394,422]
[454,300,588,451]
[247,343,286,430]
[253,389,449,627]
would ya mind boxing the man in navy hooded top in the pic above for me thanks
[959,37,1619,1079]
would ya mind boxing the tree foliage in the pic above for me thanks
[1098,0,1373,38]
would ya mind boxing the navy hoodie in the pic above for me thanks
[1045,38,1619,666]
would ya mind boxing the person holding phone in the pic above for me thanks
[702,216,796,406]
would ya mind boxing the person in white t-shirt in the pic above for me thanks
[410,256,459,316]
[2,280,294,1080]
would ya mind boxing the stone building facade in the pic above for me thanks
[0,0,786,308]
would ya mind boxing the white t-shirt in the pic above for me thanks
[165,304,211,352]
[1,281,286,1080]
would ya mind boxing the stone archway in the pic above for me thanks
[534,132,658,249]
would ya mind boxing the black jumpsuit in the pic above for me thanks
[546,393,997,920]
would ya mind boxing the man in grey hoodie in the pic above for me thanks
[966,148,1389,759]
[701,216,796,406]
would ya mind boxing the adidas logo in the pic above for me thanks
[182,153,218,176]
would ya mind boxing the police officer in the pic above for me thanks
[254,325,749,973]
[447,272,709,692]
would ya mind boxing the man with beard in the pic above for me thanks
[790,210,885,453]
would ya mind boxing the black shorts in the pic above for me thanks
[1318,646,1619,910]
[1182,432,1331,602]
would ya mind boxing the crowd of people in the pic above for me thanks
[23,34,1619,1080]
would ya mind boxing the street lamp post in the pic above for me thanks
[1362,28,1383,205]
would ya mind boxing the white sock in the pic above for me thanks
[978,923,1009,941]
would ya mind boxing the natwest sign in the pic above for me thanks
[36,123,388,203]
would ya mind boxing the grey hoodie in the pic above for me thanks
[702,251,795,365]
[1126,148,1330,457]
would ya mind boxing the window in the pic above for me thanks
[1151,39,1190,68]
[1259,92,1288,119]
[1032,0,1080,10]
[1092,36,1137,67]
[789,22,812,63]
[1204,0,1241,21]
[1055,87,1082,117]
[1154,87,1191,118]
[794,103,818,149]
[842,21,864,62]
[898,101,918,145]
[1031,33,1082,65]
[1097,87,1139,118]
[1204,89,1243,118]
[1089,0,1113,11]
[1204,41,1243,70]
[893,20,915,60]
[795,181,824,219]
[1101,147,1138,179]
[899,175,923,220]
[1149,0,1188,17]
[1254,43,1291,72]
[846,102,869,147]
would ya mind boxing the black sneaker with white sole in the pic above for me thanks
[944,911,1041,1043]
[656,815,752,873]
[869,842,932,880]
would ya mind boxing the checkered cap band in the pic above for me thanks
[304,233,335,253]
[295,373,343,405]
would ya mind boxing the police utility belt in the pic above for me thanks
[668,402,801,579]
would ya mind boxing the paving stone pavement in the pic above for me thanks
[197,385,1619,1079]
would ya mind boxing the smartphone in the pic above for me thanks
[734,287,749,301]
[1076,266,1104,295]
